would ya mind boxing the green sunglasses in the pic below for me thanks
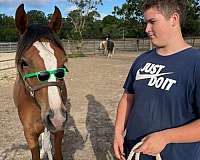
[23,67,69,81]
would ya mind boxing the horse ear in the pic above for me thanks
[15,4,28,35]
[48,6,62,33]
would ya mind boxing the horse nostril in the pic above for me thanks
[46,114,51,124]
[44,111,55,131]
[44,110,54,126]
[65,112,68,122]
[60,107,67,118]
[48,109,54,119]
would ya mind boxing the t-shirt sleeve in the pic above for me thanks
[194,60,200,116]
[123,62,136,94]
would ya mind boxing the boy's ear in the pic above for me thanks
[171,12,180,27]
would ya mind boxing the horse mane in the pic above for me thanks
[16,24,66,65]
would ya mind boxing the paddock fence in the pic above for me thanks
[0,37,200,54]
[0,37,200,78]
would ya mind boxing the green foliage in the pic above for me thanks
[71,31,82,41]
[182,0,200,36]
[112,0,145,38]
[68,51,86,58]
[83,11,101,38]
[67,0,103,40]
[102,15,119,26]
[0,14,17,42]
[0,28,18,41]
[27,10,48,24]
[113,0,144,22]
[0,14,15,26]
[58,18,73,40]
[113,0,200,38]
[0,1,200,42]
[68,0,103,13]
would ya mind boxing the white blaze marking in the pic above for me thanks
[33,41,62,111]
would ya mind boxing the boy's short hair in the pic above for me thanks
[143,0,187,23]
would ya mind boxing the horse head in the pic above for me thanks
[15,4,68,132]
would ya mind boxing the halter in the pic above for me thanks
[16,62,68,108]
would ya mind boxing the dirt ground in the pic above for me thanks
[0,51,138,160]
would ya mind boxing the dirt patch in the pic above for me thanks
[0,52,137,160]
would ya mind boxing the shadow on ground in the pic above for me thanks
[86,94,115,160]
[0,143,28,160]
[62,99,85,160]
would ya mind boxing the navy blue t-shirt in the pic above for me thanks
[123,48,200,160]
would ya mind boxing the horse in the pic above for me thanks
[13,4,68,160]
[99,39,115,58]
[99,40,107,55]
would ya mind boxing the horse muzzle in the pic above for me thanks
[44,109,67,132]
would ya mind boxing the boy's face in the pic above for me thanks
[144,7,174,48]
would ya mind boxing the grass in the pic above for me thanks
[68,51,86,58]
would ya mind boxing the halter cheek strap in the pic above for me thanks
[127,142,162,160]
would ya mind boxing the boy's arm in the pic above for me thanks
[135,119,200,156]
[114,92,135,159]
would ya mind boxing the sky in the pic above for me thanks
[0,0,126,19]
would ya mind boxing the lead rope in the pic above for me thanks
[127,142,162,160]
[40,128,53,160]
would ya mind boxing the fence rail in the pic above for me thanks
[0,37,200,77]
[0,42,17,53]
[1,38,200,54]
[0,59,15,62]
[0,58,15,80]
[0,58,15,71]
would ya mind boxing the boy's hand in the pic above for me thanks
[113,132,126,160]
[135,131,169,156]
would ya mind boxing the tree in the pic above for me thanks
[0,14,17,42]
[27,10,48,25]
[0,14,15,27]
[68,9,84,41]
[182,0,200,36]
[67,0,103,41]
[102,15,119,26]
[101,15,122,39]
[82,11,101,39]
[0,28,18,41]
[113,0,200,38]
[113,0,143,22]
[112,0,145,38]
[59,17,74,40]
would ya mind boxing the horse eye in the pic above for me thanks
[21,60,28,68]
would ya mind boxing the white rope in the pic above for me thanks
[40,128,53,160]
[127,142,162,160]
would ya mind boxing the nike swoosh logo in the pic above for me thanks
[136,69,173,80]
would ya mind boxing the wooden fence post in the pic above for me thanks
[150,39,153,50]
[94,40,96,55]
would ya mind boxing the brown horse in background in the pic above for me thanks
[99,39,115,58]
[13,4,68,160]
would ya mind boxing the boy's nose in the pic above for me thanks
[145,23,151,34]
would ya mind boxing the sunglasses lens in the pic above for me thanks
[55,68,65,79]
[38,71,50,81]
